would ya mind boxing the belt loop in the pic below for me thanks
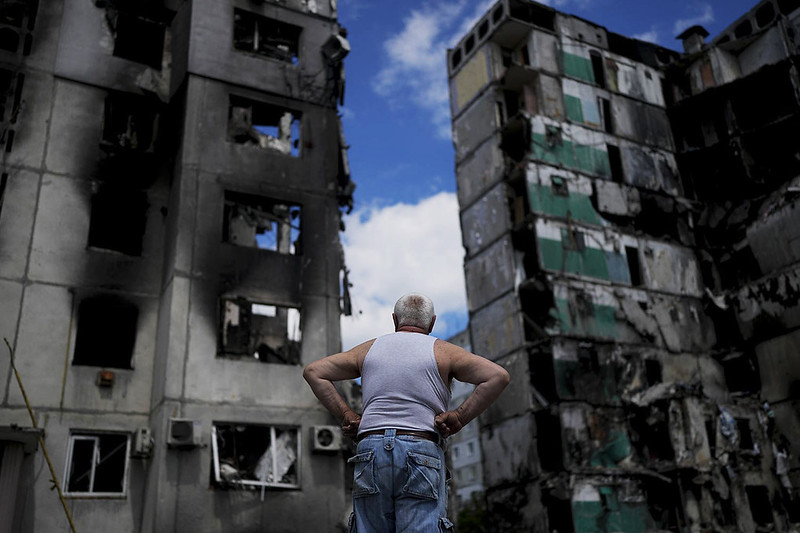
[384,429,396,451]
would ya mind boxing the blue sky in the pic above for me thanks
[336,0,760,349]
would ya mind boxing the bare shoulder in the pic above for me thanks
[347,338,377,370]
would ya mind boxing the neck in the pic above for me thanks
[396,325,428,334]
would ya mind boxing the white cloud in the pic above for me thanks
[632,28,660,44]
[372,0,593,139]
[673,4,714,36]
[340,192,467,350]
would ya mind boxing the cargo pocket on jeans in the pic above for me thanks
[439,517,454,531]
[402,451,441,500]
[348,451,378,497]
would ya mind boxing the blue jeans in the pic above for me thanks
[348,429,453,533]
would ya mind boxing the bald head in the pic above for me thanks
[393,293,435,332]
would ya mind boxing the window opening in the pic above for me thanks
[577,345,600,372]
[102,3,166,69]
[778,0,800,15]
[492,5,503,23]
[451,48,462,69]
[233,8,301,65]
[551,176,569,197]
[65,432,130,496]
[223,191,302,254]
[755,3,775,27]
[705,418,717,457]
[644,359,661,385]
[519,43,530,66]
[87,184,147,256]
[228,95,301,156]
[101,92,159,152]
[625,246,642,286]
[745,486,773,526]
[546,125,562,147]
[599,97,613,133]
[73,294,138,369]
[736,418,754,450]
[478,20,488,39]
[465,34,475,54]
[212,424,300,489]
[509,0,555,31]
[589,50,606,88]
[220,297,302,364]
[607,144,624,183]
[0,27,18,53]
[734,20,753,39]
[562,228,585,251]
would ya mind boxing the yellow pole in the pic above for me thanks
[4,338,77,533]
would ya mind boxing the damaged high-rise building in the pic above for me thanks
[0,0,354,531]
[448,0,800,530]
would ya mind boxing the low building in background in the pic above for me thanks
[448,0,800,531]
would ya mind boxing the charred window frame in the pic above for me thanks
[73,294,138,369]
[223,191,302,254]
[233,8,301,65]
[219,297,302,364]
[551,176,569,197]
[0,0,38,56]
[561,227,586,251]
[101,92,159,152]
[100,1,166,69]
[64,432,130,497]
[87,184,148,256]
[211,423,300,489]
[228,95,301,157]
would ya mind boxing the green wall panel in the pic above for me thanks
[527,183,604,225]
[565,94,584,123]
[553,297,619,339]
[531,133,611,177]
[563,53,595,83]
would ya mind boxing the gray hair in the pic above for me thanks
[394,293,435,329]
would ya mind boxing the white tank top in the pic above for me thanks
[358,332,451,435]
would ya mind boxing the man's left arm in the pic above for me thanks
[303,340,373,437]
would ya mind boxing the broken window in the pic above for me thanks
[465,34,475,54]
[599,97,613,133]
[228,95,301,156]
[87,184,147,256]
[535,411,564,471]
[508,0,555,31]
[233,8,301,65]
[223,191,302,254]
[102,3,166,69]
[101,92,159,152]
[745,486,774,526]
[625,246,642,286]
[546,125,562,147]
[589,50,606,88]
[219,297,301,364]
[478,20,489,39]
[73,294,138,369]
[212,423,299,489]
[551,176,569,197]
[778,0,800,15]
[64,432,130,496]
[607,144,624,183]
[644,359,661,385]
[561,227,586,251]
[734,19,753,39]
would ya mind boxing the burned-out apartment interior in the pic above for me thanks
[448,0,800,530]
[0,0,356,531]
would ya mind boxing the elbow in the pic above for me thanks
[497,367,511,389]
[302,362,318,383]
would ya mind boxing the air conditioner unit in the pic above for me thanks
[311,425,342,453]
[167,419,202,448]
[133,427,153,458]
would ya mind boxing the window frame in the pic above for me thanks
[218,296,302,363]
[211,423,301,490]
[63,431,131,498]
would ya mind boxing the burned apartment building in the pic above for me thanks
[448,0,800,531]
[0,0,354,531]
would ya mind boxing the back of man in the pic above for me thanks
[303,293,509,533]
[352,331,451,531]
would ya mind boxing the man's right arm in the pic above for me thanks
[434,343,510,438]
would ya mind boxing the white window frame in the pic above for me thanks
[63,431,131,498]
[211,424,301,490]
